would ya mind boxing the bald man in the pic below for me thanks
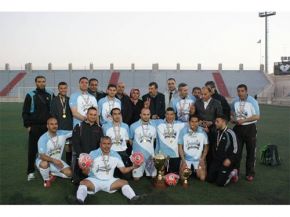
[116,82,133,125]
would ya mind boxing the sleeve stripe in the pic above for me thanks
[227,129,238,154]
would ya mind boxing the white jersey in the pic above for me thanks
[171,95,196,122]
[69,91,98,127]
[130,120,157,160]
[88,148,125,181]
[102,122,130,152]
[156,120,185,158]
[178,126,208,163]
[98,96,122,125]
[231,95,260,125]
[36,130,72,161]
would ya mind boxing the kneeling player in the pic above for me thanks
[207,114,239,186]
[76,136,141,204]
[36,117,72,188]
[178,115,209,181]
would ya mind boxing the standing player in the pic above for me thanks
[50,81,73,166]
[231,84,260,182]
[36,117,72,188]
[102,108,132,178]
[207,114,239,186]
[155,107,185,174]
[22,75,54,181]
[75,136,141,204]
[171,83,196,123]
[98,84,121,125]
[69,77,98,127]
[130,108,157,180]
[178,115,209,181]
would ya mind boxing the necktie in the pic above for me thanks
[169,92,173,102]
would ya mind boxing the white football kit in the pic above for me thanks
[98,96,121,125]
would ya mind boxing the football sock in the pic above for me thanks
[39,167,50,181]
[121,184,136,200]
[77,185,87,202]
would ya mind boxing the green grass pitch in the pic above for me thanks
[0,103,289,204]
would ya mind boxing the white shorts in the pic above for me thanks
[132,161,157,178]
[185,160,200,170]
[35,158,69,173]
[85,177,119,194]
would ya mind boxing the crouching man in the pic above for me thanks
[76,136,142,204]
[207,114,239,186]
[36,117,72,188]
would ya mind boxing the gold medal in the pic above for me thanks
[62,114,66,118]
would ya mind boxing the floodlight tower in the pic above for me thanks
[259,11,276,74]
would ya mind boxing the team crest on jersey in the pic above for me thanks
[186,140,200,150]
[163,130,177,139]
[139,135,153,143]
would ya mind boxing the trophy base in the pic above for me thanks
[153,179,167,189]
[181,180,190,188]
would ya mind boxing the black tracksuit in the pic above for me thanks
[207,127,239,186]
[50,95,73,165]
[88,88,106,102]
[22,88,54,174]
[71,121,103,184]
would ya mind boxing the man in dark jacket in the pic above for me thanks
[205,81,231,121]
[207,114,239,186]
[88,78,106,101]
[71,106,103,184]
[22,75,54,181]
[194,86,223,169]
[50,81,73,165]
[116,82,133,125]
[142,82,165,119]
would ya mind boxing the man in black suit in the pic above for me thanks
[142,82,165,119]
[194,86,223,169]
[205,81,231,121]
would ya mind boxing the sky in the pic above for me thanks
[0,11,289,71]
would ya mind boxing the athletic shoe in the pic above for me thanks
[27,173,35,181]
[129,194,147,204]
[66,195,84,205]
[246,175,254,182]
[230,169,239,183]
[43,180,51,188]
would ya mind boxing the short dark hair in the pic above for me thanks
[178,82,188,90]
[166,107,175,113]
[205,81,216,88]
[89,78,98,84]
[188,114,199,121]
[110,107,121,115]
[202,86,212,93]
[35,75,46,82]
[167,78,176,82]
[192,86,201,92]
[47,116,58,123]
[216,114,228,122]
[237,84,248,91]
[107,84,117,89]
[87,106,97,113]
[149,82,158,89]
[58,81,67,87]
[101,136,112,143]
[79,77,89,83]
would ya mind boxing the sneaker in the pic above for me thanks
[230,169,239,183]
[43,180,51,188]
[246,175,254,182]
[129,194,147,204]
[27,173,35,181]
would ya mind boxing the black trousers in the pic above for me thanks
[233,123,257,176]
[114,151,132,180]
[27,125,47,174]
[207,160,233,186]
[71,152,88,185]
[167,157,180,174]
[206,125,217,172]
